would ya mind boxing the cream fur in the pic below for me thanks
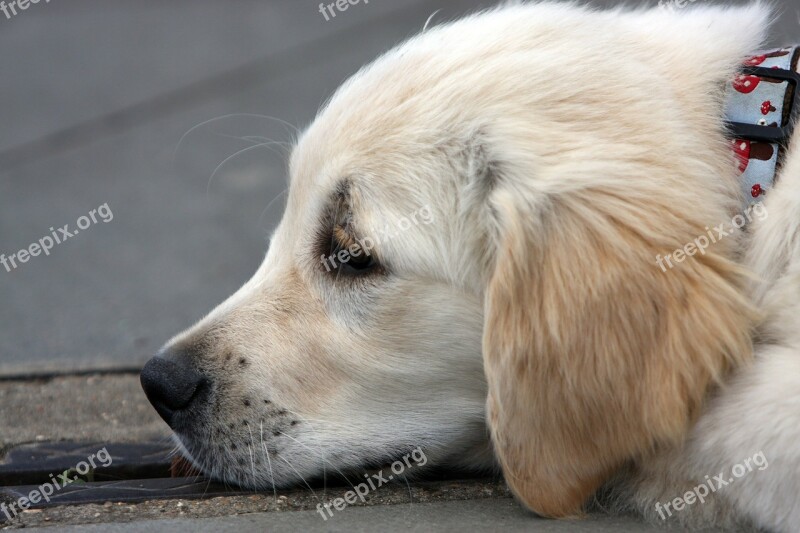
[158,2,799,531]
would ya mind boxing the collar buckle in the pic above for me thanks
[726,66,800,144]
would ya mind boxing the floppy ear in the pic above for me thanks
[482,186,755,517]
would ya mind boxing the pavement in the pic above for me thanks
[0,0,797,530]
[48,500,680,533]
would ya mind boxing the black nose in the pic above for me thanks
[140,354,209,428]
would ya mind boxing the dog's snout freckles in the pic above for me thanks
[140,271,350,483]
[141,332,310,483]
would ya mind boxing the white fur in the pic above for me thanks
[161,3,799,531]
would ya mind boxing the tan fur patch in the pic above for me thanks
[483,188,755,517]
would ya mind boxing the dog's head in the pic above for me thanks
[142,3,768,517]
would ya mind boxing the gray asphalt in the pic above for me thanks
[2,0,797,377]
[50,499,680,533]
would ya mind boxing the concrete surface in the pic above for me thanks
[28,498,679,533]
[0,375,169,448]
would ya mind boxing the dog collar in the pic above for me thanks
[725,46,800,206]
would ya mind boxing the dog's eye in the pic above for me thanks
[338,244,375,273]
[321,227,378,275]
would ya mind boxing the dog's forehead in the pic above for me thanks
[271,32,465,256]
[284,135,425,231]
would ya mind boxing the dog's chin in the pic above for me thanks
[169,430,492,491]
[169,434,206,476]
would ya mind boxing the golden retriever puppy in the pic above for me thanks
[141,2,800,531]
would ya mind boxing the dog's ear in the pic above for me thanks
[482,185,755,518]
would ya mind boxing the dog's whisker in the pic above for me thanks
[210,132,291,157]
[257,189,288,231]
[422,9,442,32]
[206,141,286,197]
[212,131,292,148]
[278,455,319,502]
[403,475,414,505]
[260,420,278,502]
[291,413,330,495]
[246,425,258,492]
[173,112,299,163]
[277,430,357,493]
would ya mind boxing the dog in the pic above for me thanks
[141,2,800,531]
